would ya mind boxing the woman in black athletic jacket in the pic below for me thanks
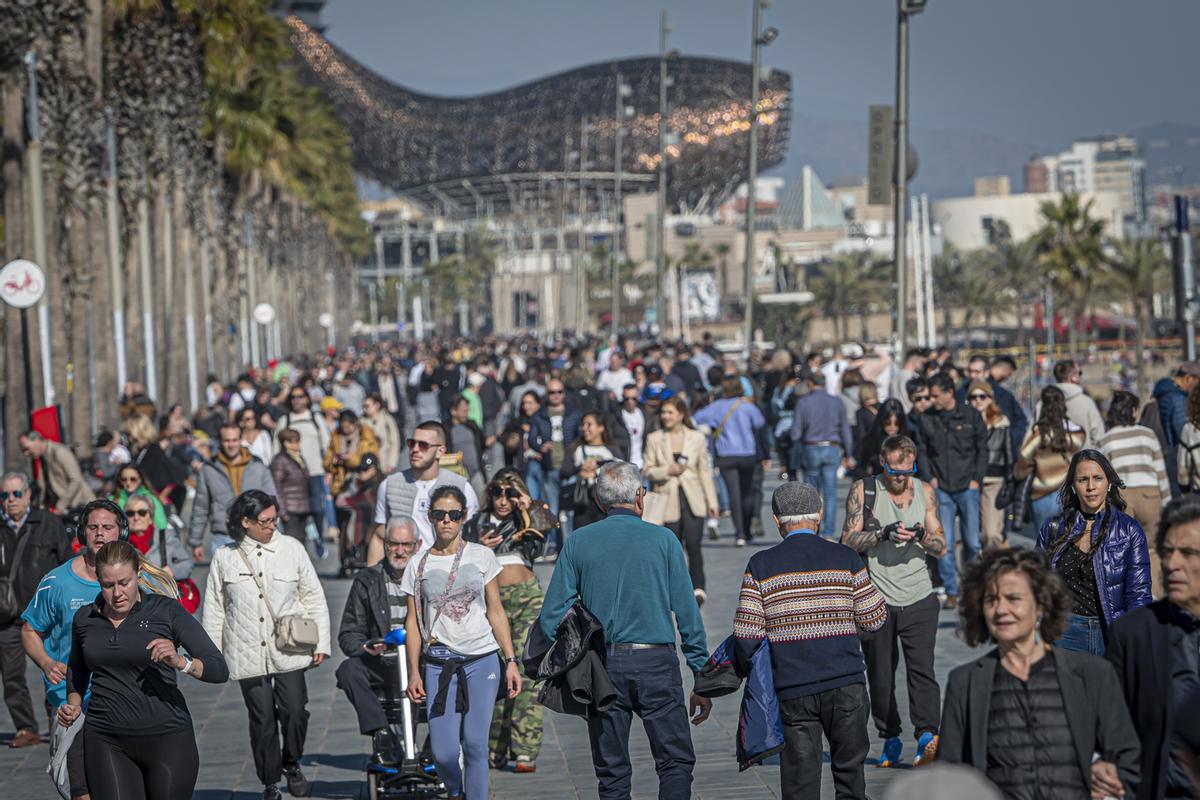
[58,538,229,800]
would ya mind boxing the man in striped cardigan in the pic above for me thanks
[733,481,888,800]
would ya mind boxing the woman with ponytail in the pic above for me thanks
[58,540,228,799]
[1035,449,1152,655]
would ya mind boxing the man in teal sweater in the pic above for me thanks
[540,460,711,800]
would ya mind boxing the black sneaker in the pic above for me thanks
[283,765,310,797]
[372,729,399,765]
[263,786,283,800]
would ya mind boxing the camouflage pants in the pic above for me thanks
[489,577,544,760]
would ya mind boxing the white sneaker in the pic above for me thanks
[706,518,720,541]
[735,537,747,547]
[694,588,707,606]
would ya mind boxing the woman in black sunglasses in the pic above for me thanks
[402,486,522,800]
[463,469,555,772]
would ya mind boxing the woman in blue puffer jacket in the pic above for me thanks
[1036,449,1152,656]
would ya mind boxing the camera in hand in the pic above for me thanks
[674,454,689,465]
[881,521,925,543]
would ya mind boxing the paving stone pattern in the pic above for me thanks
[0,473,992,799]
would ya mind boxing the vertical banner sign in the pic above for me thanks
[868,105,894,206]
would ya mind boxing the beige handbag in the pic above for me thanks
[237,548,319,655]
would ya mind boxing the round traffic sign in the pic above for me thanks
[253,302,276,325]
[0,259,46,309]
[318,312,334,329]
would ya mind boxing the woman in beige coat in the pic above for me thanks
[643,395,719,605]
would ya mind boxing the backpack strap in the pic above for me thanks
[862,480,878,528]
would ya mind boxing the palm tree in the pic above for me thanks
[810,251,884,343]
[1103,237,1169,398]
[1034,193,1106,355]
[931,243,967,344]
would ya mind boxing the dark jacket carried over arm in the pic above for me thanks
[694,635,784,771]
[522,600,616,718]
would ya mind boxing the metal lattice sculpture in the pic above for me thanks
[284,16,790,214]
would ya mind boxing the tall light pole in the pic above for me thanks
[612,75,632,336]
[741,1,778,355]
[893,0,926,356]
[655,10,669,334]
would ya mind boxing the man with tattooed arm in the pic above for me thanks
[841,434,947,770]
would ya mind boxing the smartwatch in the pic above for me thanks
[178,654,195,675]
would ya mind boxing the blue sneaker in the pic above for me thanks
[914,731,938,767]
[877,736,902,768]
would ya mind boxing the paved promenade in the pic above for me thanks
[0,472,986,799]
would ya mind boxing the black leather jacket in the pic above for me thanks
[337,563,400,658]
[0,508,71,613]
[462,502,555,566]
[523,600,616,718]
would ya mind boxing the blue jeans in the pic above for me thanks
[1032,492,1062,536]
[586,647,695,800]
[209,533,233,560]
[307,475,328,535]
[803,445,841,540]
[935,487,981,597]
[1058,613,1105,656]
[423,646,499,800]
[524,460,566,550]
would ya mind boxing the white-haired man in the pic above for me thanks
[540,461,710,800]
[336,516,419,764]
[734,481,887,800]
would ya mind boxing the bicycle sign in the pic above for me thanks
[0,259,46,309]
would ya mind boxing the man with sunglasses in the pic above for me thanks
[842,436,947,770]
[525,379,581,523]
[0,472,70,749]
[368,421,478,561]
[336,516,420,764]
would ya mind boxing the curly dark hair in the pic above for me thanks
[1034,385,1073,453]
[958,548,1072,648]
[1188,382,1200,429]
[226,490,279,543]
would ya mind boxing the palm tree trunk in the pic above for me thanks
[2,72,30,469]
[1135,296,1148,399]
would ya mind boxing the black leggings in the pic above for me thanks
[84,725,198,800]
[717,455,758,541]
[666,488,705,591]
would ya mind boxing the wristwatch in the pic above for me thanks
[178,654,195,675]
[504,656,519,665]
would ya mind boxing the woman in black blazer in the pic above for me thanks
[939,548,1140,799]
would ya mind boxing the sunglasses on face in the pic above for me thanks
[547,389,564,396]
[127,508,151,518]
[968,394,989,401]
[883,463,919,476]
[120,475,139,484]
[407,438,438,451]
[489,486,521,501]
[911,395,930,403]
[0,490,23,500]
[430,508,465,522]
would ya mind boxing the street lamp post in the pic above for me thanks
[741,1,778,356]
[893,0,926,356]
[656,10,669,334]
[612,76,632,336]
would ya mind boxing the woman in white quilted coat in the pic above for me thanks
[203,490,331,800]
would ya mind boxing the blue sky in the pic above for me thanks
[322,0,1199,150]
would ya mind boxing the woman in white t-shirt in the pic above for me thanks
[402,486,522,800]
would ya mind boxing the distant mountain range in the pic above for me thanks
[773,117,1200,200]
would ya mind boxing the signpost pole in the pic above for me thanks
[20,309,33,420]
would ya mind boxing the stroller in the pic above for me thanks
[365,628,443,798]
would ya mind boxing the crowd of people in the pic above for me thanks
[0,333,1198,800]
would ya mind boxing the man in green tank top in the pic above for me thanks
[842,435,947,770]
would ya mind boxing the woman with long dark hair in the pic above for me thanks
[1035,449,1152,655]
[462,469,554,772]
[856,399,910,476]
[1014,385,1086,532]
[559,412,620,530]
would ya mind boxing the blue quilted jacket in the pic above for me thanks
[693,635,783,771]
[1037,506,1152,627]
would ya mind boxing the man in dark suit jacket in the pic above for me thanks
[1107,494,1200,800]
[335,516,418,762]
